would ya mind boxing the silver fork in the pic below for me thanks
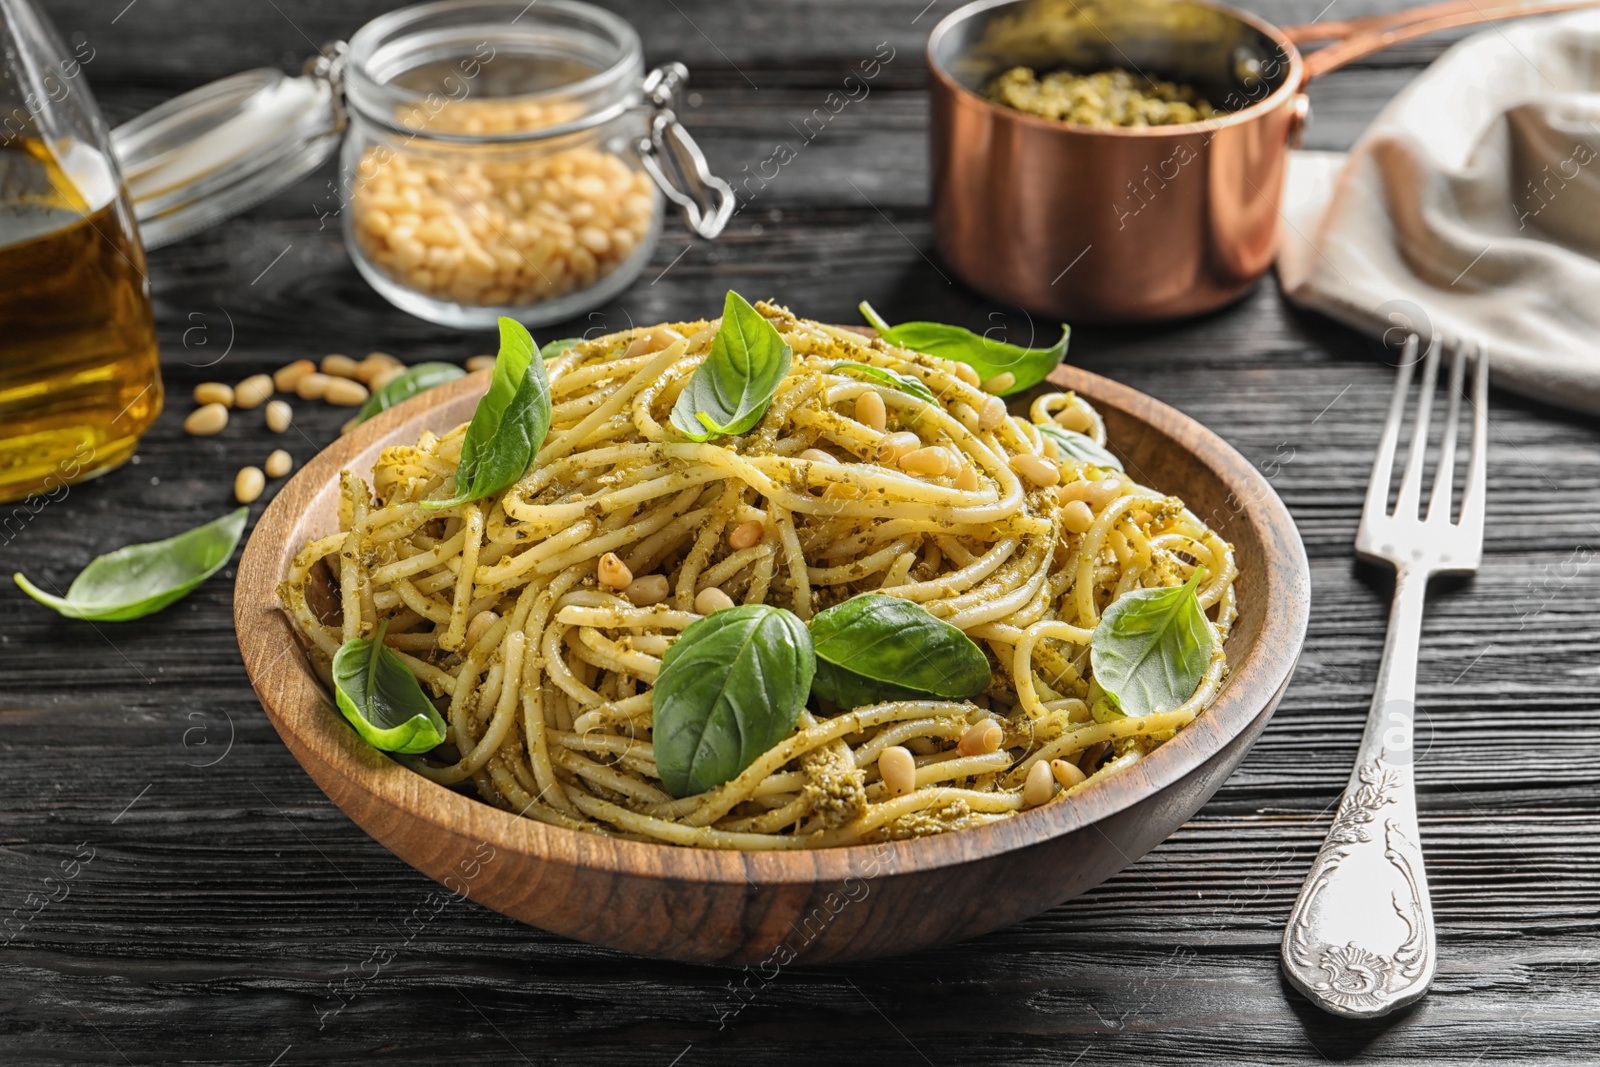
[1281,334,1488,1019]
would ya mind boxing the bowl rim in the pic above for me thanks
[925,0,1306,139]
[235,358,1310,888]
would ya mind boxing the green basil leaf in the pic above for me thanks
[541,337,581,360]
[652,604,814,797]
[830,361,937,404]
[354,362,466,424]
[422,317,552,509]
[809,594,991,708]
[13,507,247,621]
[669,291,793,442]
[1090,568,1214,718]
[331,619,447,754]
[1035,421,1124,471]
[859,300,1069,396]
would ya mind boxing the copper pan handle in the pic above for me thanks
[1285,0,1600,80]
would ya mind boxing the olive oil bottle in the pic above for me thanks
[0,0,161,505]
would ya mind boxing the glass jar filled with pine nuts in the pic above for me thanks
[336,0,733,327]
[108,0,734,330]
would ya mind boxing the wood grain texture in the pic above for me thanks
[4,0,1600,1062]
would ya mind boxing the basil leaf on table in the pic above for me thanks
[354,362,466,425]
[1090,568,1214,719]
[808,594,991,709]
[652,604,814,797]
[13,507,247,621]
[422,317,552,509]
[331,619,448,754]
[830,361,936,404]
[1035,421,1124,472]
[858,301,1069,396]
[669,291,793,442]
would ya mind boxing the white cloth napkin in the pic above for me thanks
[1278,10,1600,415]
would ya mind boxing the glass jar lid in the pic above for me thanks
[111,59,343,249]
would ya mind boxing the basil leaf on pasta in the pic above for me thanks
[423,317,551,509]
[859,301,1069,395]
[652,604,814,797]
[541,337,581,360]
[1090,568,1214,718]
[670,291,793,441]
[331,619,448,754]
[354,362,466,425]
[809,594,991,709]
[1036,422,1123,471]
[14,507,247,621]
[830,361,936,404]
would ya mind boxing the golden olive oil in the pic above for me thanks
[0,138,161,504]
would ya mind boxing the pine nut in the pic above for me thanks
[597,552,632,590]
[234,466,265,504]
[624,574,670,607]
[1061,499,1094,534]
[466,354,496,373]
[464,609,499,649]
[265,399,293,433]
[899,446,951,477]
[264,449,292,478]
[798,448,839,465]
[1050,758,1087,789]
[184,403,228,436]
[1085,479,1123,508]
[370,366,406,390]
[273,359,316,392]
[1010,452,1061,488]
[728,519,765,550]
[322,353,362,379]
[694,587,735,614]
[193,382,234,407]
[979,395,1008,431]
[981,371,1016,394]
[876,431,920,464]
[1054,404,1092,433]
[956,719,1004,756]
[1023,758,1056,807]
[296,372,333,400]
[954,465,981,492]
[879,746,916,797]
[356,353,402,384]
[1039,435,1060,461]
[953,362,981,388]
[854,390,886,432]
[324,378,371,407]
[234,374,274,409]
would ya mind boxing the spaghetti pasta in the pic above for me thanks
[281,303,1237,849]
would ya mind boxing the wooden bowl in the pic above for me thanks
[234,361,1310,965]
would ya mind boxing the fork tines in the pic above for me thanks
[1357,334,1489,570]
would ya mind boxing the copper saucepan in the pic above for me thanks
[928,0,1596,323]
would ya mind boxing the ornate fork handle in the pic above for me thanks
[1282,565,1437,1018]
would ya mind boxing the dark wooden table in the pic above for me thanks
[5,1,1599,1063]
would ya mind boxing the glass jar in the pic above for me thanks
[111,0,732,330]
[0,0,161,505]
